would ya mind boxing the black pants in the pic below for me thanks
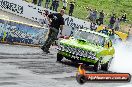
[50,1,55,11]
[42,27,59,51]
[96,18,103,25]
[62,6,66,10]
[69,9,73,16]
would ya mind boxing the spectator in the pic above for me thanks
[86,8,93,22]
[62,0,67,10]
[109,14,116,29]
[69,1,75,16]
[92,9,97,23]
[97,10,104,25]
[121,13,127,22]
[100,27,109,35]
[89,9,93,22]
[41,9,65,53]
[114,18,120,31]
[90,22,97,31]
[38,0,42,6]
[54,0,60,11]
[50,0,56,11]
[45,0,50,9]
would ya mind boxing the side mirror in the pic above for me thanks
[109,41,112,47]
[104,42,110,48]
[108,42,110,48]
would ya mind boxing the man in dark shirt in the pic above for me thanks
[41,9,65,53]
[109,14,116,29]
[121,13,127,22]
[69,2,75,16]
[98,10,104,25]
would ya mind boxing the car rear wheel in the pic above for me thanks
[93,61,101,72]
[57,53,63,62]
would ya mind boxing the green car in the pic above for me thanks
[57,29,115,72]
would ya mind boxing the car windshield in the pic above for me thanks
[74,30,105,46]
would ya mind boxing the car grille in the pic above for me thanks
[58,44,97,60]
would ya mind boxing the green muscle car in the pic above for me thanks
[57,29,115,72]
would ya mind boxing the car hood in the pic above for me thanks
[59,38,104,53]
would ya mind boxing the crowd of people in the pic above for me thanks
[31,0,75,16]
[27,0,129,32]
[87,7,127,31]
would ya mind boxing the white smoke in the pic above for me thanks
[109,41,132,74]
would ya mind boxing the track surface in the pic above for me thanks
[0,42,132,87]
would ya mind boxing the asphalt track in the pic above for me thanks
[0,40,132,87]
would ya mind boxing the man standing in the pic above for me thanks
[109,14,116,29]
[114,18,120,31]
[54,0,60,12]
[92,9,97,23]
[98,10,104,25]
[41,9,65,53]
[69,1,75,16]
[62,0,67,10]
[50,0,55,11]
[45,0,50,9]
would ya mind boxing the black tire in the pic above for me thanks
[57,53,63,62]
[101,58,112,71]
[76,74,87,84]
[93,61,101,72]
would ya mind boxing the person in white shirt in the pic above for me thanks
[62,0,67,10]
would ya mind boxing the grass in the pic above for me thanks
[26,0,132,33]
[26,0,132,23]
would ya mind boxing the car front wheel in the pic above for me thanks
[101,58,112,71]
[93,61,101,72]
[57,53,63,62]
